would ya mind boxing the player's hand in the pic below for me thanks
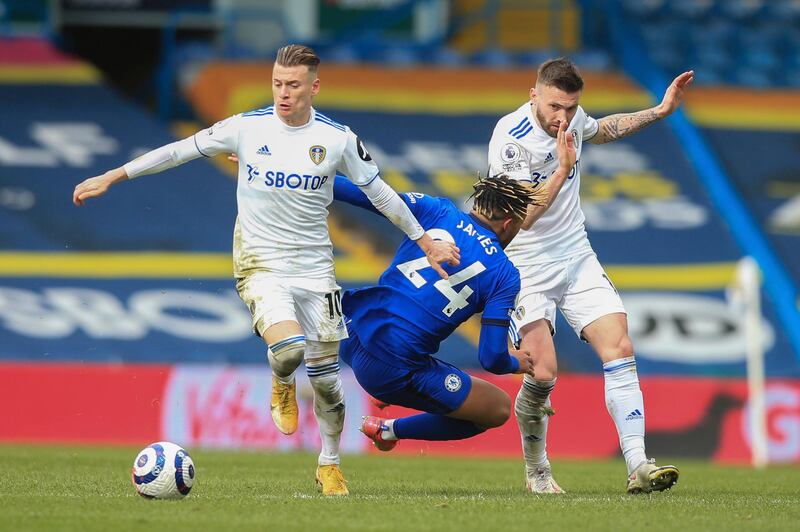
[510,349,535,377]
[425,240,461,280]
[555,121,576,171]
[656,70,694,118]
[416,233,460,280]
[228,153,239,163]
[73,169,126,206]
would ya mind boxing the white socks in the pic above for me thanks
[603,356,647,474]
[515,376,556,469]
[307,360,345,466]
[381,419,397,441]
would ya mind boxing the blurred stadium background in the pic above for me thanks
[1,0,799,469]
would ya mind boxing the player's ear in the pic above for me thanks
[311,76,320,96]
[529,86,537,103]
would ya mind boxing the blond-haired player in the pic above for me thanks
[73,44,459,496]
[488,58,692,494]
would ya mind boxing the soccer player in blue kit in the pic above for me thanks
[336,123,576,450]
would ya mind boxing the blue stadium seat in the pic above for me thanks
[669,0,715,20]
[731,65,776,88]
[621,0,666,19]
[719,0,765,21]
[469,49,513,69]
[428,47,467,68]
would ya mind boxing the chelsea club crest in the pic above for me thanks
[309,145,326,165]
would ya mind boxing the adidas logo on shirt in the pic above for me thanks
[543,152,554,164]
[625,409,643,421]
[256,145,271,156]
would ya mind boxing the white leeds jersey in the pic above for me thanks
[488,102,598,265]
[194,106,378,284]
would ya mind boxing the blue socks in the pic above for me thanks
[393,413,485,441]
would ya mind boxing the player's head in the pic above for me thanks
[469,175,546,247]
[531,57,583,138]
[272,44,321,125]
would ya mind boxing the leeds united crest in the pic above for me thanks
[309,145,326,165]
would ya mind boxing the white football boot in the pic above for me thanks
[626,459,679,494]
[525,461,565,494]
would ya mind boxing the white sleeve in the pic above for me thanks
[336,129,380,185]
[123,136,203,179]
[583,113,599,141]
[193,114,242,157]
[123,114,241,179]
[360,176,425,241]
[488,130,531,183]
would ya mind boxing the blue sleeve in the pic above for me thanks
[477,322,519,374]
[482,262,520,322]
[332,175,441,225]
[476,262,520,374]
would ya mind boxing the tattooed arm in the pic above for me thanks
[590,108,661,144]
[589,70,694,145]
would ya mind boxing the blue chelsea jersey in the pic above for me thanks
[340,188,521,367]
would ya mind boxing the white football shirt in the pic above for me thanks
[194,106,379,285]
[488,102,598,265]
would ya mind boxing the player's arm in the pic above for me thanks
[332,174,384,215]
[520,121,576,230]
[338,132,459,278]
[73,116,240,206]
[478,268,534,376]
[589,71,693,145]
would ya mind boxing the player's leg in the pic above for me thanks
[305,340,348,496]
[511,284,564,494]
[236,274,305,435]
[296,286,350,496]
[565,253,678,493]
[361,360,511,446]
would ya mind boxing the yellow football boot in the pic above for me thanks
[270,376,298,435]
[315,465,349,496]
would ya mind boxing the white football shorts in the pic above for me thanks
[236,271,348,344]
[509,251,626,343]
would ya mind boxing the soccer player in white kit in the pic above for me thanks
[488,58,693,494]
[73,44,459,496]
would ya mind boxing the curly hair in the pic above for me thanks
[469,174,546,221]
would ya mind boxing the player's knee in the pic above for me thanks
[598,335,634,361]
[533,365,558,382]
[268,335,306,377]
[483,393,511,428]
[306,342,344,405]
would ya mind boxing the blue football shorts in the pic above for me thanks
[340,332,472,415]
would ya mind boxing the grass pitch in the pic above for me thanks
[1,445,798,531]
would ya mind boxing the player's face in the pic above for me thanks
[272,63,320,125]
[530,83,580,138]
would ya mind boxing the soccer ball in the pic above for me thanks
[131,441,195,499]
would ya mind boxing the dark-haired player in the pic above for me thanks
[335,123,576,449]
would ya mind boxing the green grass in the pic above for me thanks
[1,445,799,531]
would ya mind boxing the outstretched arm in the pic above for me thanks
[334,175,460,279]
[75,115,240,206]
[589,70,694,145]
[73,137,202,205]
